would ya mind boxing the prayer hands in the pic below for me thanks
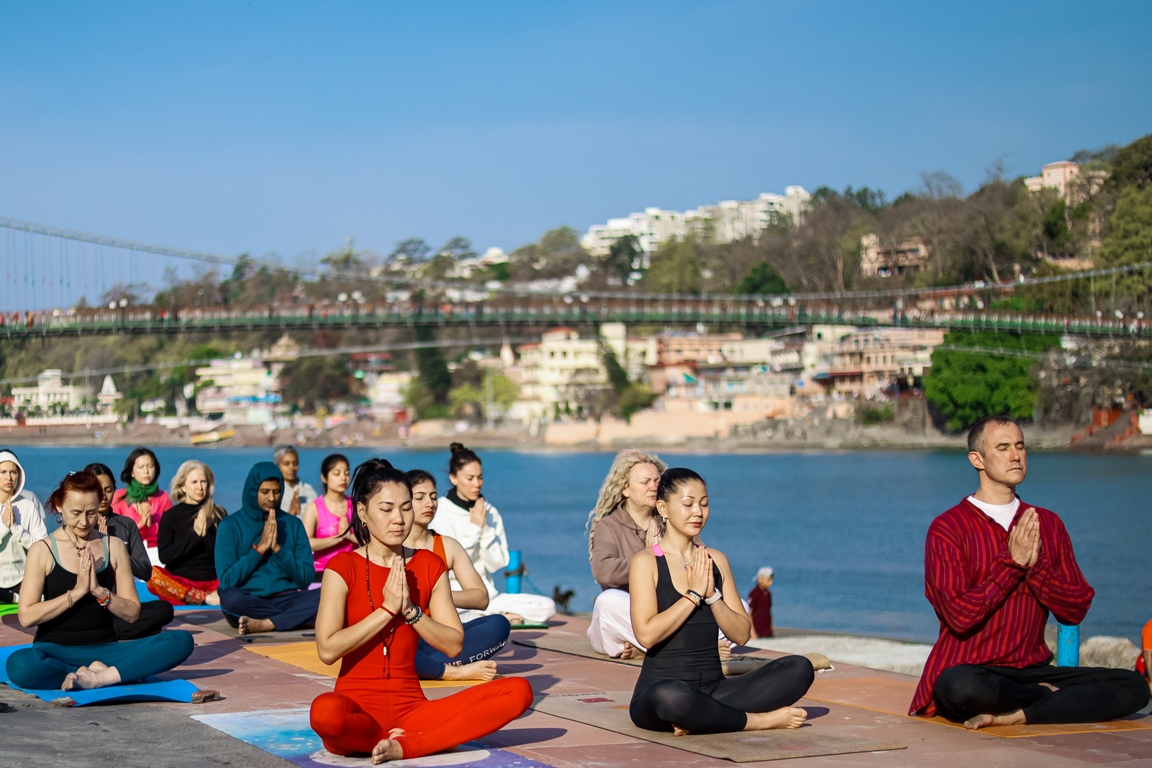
[1009,507,1041,569]
[193,507,210,537]
[645,516,662,548]
[383,555,411,617]
[289,489,300,517]
[97,515,109,535]
[257,509,278,555]
[469,497,487,529]
[71,547,96,601]
[135,501,152,531]
[0,500,13,529]
[685,545,713,596]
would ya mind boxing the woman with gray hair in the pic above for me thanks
[586,449,666,659]
[148,460,226,606]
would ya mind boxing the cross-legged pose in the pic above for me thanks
[149,460,224,606]
[215,463,320,635]
[109,447,172,548]
[910,416,1150,727]
[6,470,193,691]
[628,468,812,735]
[309,458,532,764]
[403,469,510,682]
[586,450,666,659]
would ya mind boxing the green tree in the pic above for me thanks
[645,237,702,294]
[733,262,789,294]
[388,238,432,264]
[1096,184,1152,301]
[280,355,355,411]
[606,235,643,285]
[412,326,451,406]
[1104,133,1152,193]
[598,341,655,422]
[924,331,1062,432]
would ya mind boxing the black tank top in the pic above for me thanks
[35,535,118,646]
[633,548,725,694]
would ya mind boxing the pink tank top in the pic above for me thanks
[313,495,355,572]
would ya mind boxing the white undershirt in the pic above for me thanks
[967,495,1020,531]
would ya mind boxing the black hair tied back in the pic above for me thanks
[656,467,705,505]
[349,458,412,545]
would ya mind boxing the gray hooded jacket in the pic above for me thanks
[0,450,48,589]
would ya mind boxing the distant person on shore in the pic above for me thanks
[628,468,812,735]
[433,443,555,625]
[110,447,172,549]
[747,566,774,640]
[910,415,1150,728]
[83,462,175,639]
[586,450,666,658]
[0,450,48,604]
[403,469,510,682]
[308,458,532,763]
[150,460,224,606]
[275,445,317,517]
[215,462,320,635]
[1139,618,1151,686]
[302,453,356,578]
[6,470,193,691]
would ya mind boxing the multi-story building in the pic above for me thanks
[1024,161,1082,199]
[812,328,946,396]
[859,233,931,278]
[194,356,281,424]
[11,370,93,413]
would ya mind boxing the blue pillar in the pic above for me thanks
[505,550,523,594]
[1056,621,1080,667]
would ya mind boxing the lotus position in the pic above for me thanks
[586,450,666,659]
[910,416,1150,728]
[215,463,320,635]
[629,468,812,735]
[309,458,532,763]
[403,469,510,682]
[6,470,193,691]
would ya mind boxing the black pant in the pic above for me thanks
[630,654,814,733]
[934,663,1151,724]
[113,600,175,640]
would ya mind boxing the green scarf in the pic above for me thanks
[125,479,159,504]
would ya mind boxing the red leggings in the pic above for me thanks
[310,677,532,759]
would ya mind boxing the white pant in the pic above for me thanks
[588,588,643,657]
[458,592,557,624]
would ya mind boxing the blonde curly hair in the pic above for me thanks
[586,449,667,561]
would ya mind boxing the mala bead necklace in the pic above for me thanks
[365,549,404,676]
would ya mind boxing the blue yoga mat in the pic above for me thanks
[134,580,221,612]
[0,643,201,706]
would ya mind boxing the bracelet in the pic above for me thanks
[380,605,396,618]
[252,544,262,554]
[704,589,723,605]
[99,590,113,609]
[684,590,703,607]
[404,606,423,626]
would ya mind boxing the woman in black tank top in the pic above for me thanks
[628,468,813,735]
[5,471,194,692]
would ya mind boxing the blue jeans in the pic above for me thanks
[415,614,511,680]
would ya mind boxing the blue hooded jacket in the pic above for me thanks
[215,462,313,596]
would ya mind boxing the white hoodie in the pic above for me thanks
[0,450,48,589]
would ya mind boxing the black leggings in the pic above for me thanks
[630,654,814,734]
[934,663,1151,724]
[113,600,174,641]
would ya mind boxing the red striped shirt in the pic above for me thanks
[909,498,1094,716]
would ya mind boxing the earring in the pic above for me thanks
[55,512,64,526]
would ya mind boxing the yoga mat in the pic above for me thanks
[513,633,642,666]
[134,580,221,612]
[244,642,486,688]
[532,690,906,762]
[805,675,1152,738]
[194,707,553,767]
[0,643,207,706]
[0,603,18,617]
[175,611,317,644]
[510,622,549,630]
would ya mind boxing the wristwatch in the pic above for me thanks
[704,589,723,605]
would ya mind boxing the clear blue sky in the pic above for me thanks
[1,0,1149,264]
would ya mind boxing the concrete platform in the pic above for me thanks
[1,612,1150,767]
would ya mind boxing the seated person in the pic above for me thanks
[403,469,510,682]
[0,449,48,604]
[433,443,555,624]
[275,444,318,517]
[910,416,1150,728]
[309,458,532,763]
[109,447,172,549]
[629,468,812,735]
[84,462,175,639]
[5,470,194,691]
[215,462,320,635]
[586,450,665,658]
[150,460,224,606]
[302,453,356,577]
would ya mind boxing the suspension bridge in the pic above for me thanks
[2,216,1151,340]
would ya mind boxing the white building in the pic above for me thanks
[11,370,93,413]
[194,356,281,424]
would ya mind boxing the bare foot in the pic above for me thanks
[964,710,1027,730]
[718,639,732,663]
[672,724,690,736]
[745,706,808,731]
[442,660,497,681]
[619,642,637,660]
[86,661,108,672]
[370,728,406,764]
[501,612,524,626]
[238,616,275,635]
[62,664,121,691]
[204,592,221,606]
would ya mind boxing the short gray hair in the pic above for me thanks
[273,444,299,464]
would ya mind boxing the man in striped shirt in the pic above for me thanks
[910,416,1149,728]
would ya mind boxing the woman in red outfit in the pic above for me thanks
[309,458,532,764]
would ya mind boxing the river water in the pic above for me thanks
[11,445,1150,644]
